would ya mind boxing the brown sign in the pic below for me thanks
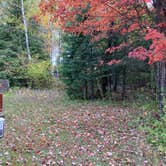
[0,79,9,92]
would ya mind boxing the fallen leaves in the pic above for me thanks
[0,89,164,165]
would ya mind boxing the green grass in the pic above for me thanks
[0,89,165,165]
[140,109,166,154]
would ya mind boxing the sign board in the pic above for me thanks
[0,79,9,93]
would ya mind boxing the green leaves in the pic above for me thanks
[145,113,166,153]
[0,0,48,87]
[61,34,101,99]
[27,61,52,89]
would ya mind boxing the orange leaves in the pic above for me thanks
[39,0,166,65]
[145,0,152,2]
[121,28,127,35]
[105,43,128,54]
[107,60,121,66]
[128,23,140,32]
[39,0,148,36]
[158,22,166,29]
[145,28,165,41]
[98,59,121,66]
[128,46,148,61]
[39,0,150,36]
[145,29,166,63]
[129,29,166,64]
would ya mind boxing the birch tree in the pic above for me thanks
[50,27,61,77]
[20,0,31,60]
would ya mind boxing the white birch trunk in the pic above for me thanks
[50,26,61,77]
[21,0,31,60]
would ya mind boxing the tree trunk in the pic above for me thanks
[21,0,31,60]
[122,67,126,100]
[96,80,104,99]
[156,62,164,115]
[102,77,107,96]
[90,80,94,100]
[153,0,166,115]
[159,62,166,117]
[161,62,166,99]
[150,65,155,93]
[108,75,112,93]
[50,27,61,77]
[113,72,118,92]
[83,80,88,100]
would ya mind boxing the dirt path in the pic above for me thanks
[0,89,164,165]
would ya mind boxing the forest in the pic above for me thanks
[0,0,166,165]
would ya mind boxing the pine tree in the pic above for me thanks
[0,0,47,86]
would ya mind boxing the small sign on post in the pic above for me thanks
[0,79,9,138]
[0,79,9,93]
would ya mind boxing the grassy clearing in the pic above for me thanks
[0,89,165,165]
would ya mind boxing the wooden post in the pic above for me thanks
[0,79,9,138]
[0,93,4,138]
[0,94,3,114]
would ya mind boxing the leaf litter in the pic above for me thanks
[0,89,165,165]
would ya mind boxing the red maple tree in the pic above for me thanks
[40,0,166,113]
[40,0,165,64]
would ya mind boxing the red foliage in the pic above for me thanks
[105,43,128,54]
[121,28,127,35]
[145,28,165,40]
[39,0,166,64]
[145,29,166,63]
[128,23,140,32]
[129,29,166,64]
[128,46,149,61]
[39,0,148,34]
[107,60,121,66]
[158,22,166,28]
[145,0,152,2]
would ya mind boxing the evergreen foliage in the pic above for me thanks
[60,32,151,100]
[27,61,52,89]
[0,0,48,86]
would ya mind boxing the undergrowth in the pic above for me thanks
[137,95,166,155]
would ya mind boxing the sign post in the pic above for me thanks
[0,79,9,138]
[0,94,2,113]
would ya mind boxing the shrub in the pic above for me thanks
[145,113,166,153]
[27,61,52,89]
[143,102,166,154]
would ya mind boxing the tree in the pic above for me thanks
[40,0,165,62]
[61,33,104,99]
[20,0,31,60]
[40,0,166,115]
[0,24,27,86]
[0,0,48,86]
